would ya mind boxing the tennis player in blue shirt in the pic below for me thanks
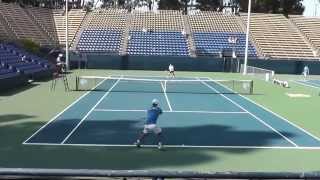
[134,99,163,150]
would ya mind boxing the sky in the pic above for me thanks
[303,0,320,16]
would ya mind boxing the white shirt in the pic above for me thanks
[56,57,64,66]
[169,65,174,72]
[304,66,309,73]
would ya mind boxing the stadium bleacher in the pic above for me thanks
[193,32,257,57]
[0,43,53,80]
[77,29,122,53]
[53,9,86,47]
[0,2,319,60]
[241,13,317,59]
[0,13,15,41]
[127,31,189,56]
[26,7,59,46]
[0,63,19,79]
[289,15,320,57]
[76,9,126,54]
[189,11,257,57]
[0,3,53,46]
[126,10,189,56]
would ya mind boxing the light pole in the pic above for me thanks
[65,0,70,70]
[243,0,251,75]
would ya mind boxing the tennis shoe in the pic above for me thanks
[134,140,141,148]
[158,142,163,150]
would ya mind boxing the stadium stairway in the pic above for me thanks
[183,15,196,57]
[72,10,94,50]
[70,10,88,49]
[235,15,263,58]
[53,9,87,48]
[0,3,52,46]
[120,13,132,56]
[24,7,59,47]
[0,12,16,41]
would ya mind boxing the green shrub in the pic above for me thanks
[18,39,40,54]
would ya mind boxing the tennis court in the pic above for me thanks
[23,75,320,149]
[294,79,320,89]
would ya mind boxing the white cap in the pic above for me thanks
[152,99,159,105]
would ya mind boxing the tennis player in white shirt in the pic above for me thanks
[168,64,175,78]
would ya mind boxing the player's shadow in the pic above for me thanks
[0,114,36,124]
[65,119,295,150]
[0,83,38,96]
[0,118,297,170]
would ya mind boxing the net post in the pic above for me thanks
[232,80,235,92]
[250,80,253,95]
[75,76,78,91]
[164,80,167,93]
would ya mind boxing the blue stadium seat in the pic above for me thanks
[127,31,189,56]
[193,32,257,57]
[0,43,53,78]
[77,29,122,54]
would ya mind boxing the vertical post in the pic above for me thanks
[75,76,78,91]
[243,0,252,75]
[65,0,70,70]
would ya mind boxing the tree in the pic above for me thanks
[128,0,158,10]
[196,0,220,11]
[158,0,181,10]
[180,0,190,14]
[280,0,304,16]
[238,0,304,15]
[102,0,115,8]
[158,0,190,13]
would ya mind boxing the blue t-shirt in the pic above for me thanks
[146,106,163,124]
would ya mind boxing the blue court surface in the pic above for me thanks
[294,79,320,89]
[23,76,320,149]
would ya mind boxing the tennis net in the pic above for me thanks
[240,64,274,81]
[75,76,254,94]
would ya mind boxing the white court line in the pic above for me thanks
[292,80,320,89]
[200,80,298,147]
[22,78,109,144]
[22,142,320,150]
[60,78,122,144]
[160,81,173,111]
[304,80,320,87]
[93,109,248,114]
[211,77,320,143]
[227,81,320,143]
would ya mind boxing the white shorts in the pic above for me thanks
[143,124,162,134]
